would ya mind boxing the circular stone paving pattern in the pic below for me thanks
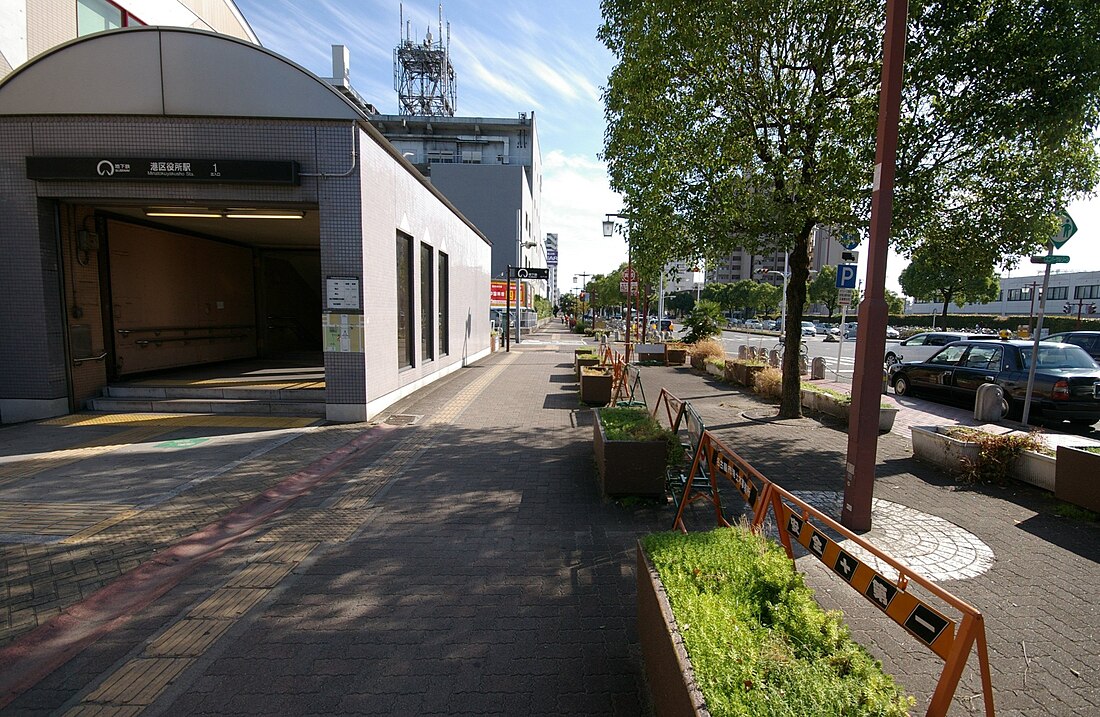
[791,491,994,582]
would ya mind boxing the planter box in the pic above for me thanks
[637,343,667,363]
[1055,446,1100,511]
[878,406,899,433]
[1014,449,1056,492]
[911,426,980,475]
[636,544,708,717]
[592,409,668,497]
[666,347,688,366]
[690,354,705,370]
[575,356,600,379]
[579,367,614,406]
[705,361,725,377]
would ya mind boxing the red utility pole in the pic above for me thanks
[842,0,909,532]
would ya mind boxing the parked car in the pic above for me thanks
[801,321,817,337]
[885,325,900,339]
[888,339,1100,424]
[744,319,762,329]
[843,323,858,340]
[883,331,992,367]
[1042,331,1100,362]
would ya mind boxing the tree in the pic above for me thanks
[683,299,725,343]
[559,293,577,315]
[809,266,840,319]
[600,0,1100,418]
[754,282,783,318]
[898,240,1000,320]
[884,290,905,316]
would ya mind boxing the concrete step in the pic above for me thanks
[87,397,325,416]
[103,385,325,402]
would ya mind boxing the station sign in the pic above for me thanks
[26,157,301,185]
[512,266,549,279]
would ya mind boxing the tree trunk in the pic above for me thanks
[939,291,953,322]
[779,223,816,418]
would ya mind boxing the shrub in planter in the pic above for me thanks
[580,365,614,406]
[639,528,913,717]
[704,356,725,377]
[687,338,724,370]
[753,366,783,400]
[593,407,683,497]
[951,428,1043,485]
[575,351,601,379]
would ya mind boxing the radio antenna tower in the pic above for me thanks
[394,3,456,116]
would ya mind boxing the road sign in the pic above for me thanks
[838,232,860,250]
[838,288,853,306]
[619,280,638,295]
[836,264,858,289]
[1052,210,1077,249]
[621,266,638,281]
[1030,255,1070,265]
[514,266,549,279]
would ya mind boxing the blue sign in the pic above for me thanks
[546,249,558,264]
[838,232,860,251]
[836,264,858,289]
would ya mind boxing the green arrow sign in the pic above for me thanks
[1030,255,1070,264]
[1052,210,1077,249]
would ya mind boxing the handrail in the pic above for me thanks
[117,325,255,335]
[672,423,996,717]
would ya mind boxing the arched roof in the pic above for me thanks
[0,27,362,120]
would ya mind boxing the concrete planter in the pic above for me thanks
[592,409,669,497]
[1013,449,1056,492]
[704,360,725,377]
[666,346,688,366]
[636,543,709,717]
[911,426,980,475]
[878,406,899,433]
[1055,446,1100,512]
[637,343,667,363]
[579,366,614,406]
[727,361,766,387]
[690,354,705,370]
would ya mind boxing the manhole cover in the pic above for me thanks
[384,414,422,426]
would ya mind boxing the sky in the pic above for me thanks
[234,0,1100,298]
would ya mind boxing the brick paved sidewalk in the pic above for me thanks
[1,323,1096,716]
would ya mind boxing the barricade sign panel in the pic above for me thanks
[660,415,996,717]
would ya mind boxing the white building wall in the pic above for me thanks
[906,270,1100,316]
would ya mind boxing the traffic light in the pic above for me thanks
[579,291,586,301]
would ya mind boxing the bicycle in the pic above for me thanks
[772,338,808,362]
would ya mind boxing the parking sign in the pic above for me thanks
[836,264,858,289]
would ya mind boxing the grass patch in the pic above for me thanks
[643,528,914,717]
[597,406,684,467]
[1053,501,1100,522]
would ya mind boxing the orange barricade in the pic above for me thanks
[674,429,996,717]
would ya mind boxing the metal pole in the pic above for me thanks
[1022,245,1054,425]
[836,304,847,378]
[842,0,909,532]
[659,271,666,339]
[505,268,511,352]
[515,210,522,345]
[626,241,633,362]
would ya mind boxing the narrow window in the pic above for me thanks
[421,243,434,361]
[397,233,413,368]
[438,252,450,356]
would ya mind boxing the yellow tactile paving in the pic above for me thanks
[61,509,143,544]
[41,413,318,428]
[145,618,234,658]
[63,704,145,717]
[0,501,132,535]
[251,541,319,564]
[188,588,269,619]
[0,426,171,487]
[81,657,195,706]
[224,561,295,588]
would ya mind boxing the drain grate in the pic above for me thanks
[384,413,423,426]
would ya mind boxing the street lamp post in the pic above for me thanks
[603,214,633,361]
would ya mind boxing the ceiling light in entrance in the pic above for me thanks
[145,207,222,218]
[225,210,304,220]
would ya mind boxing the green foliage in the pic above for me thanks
[684,299,725,342]
[808,266,840,319]
[898,240,1002,319]
[955,431,1044,485]
[598,407,684,466]
[643,528,914,716]
[533,295,553,319]
[883,289,906,316]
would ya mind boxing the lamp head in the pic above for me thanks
[601,220,616,237]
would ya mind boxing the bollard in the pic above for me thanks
[738,345,748,360]
[768,349,780,367]
[974,383,1005,422]
[811,356,826,380]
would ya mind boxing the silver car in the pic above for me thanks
[884,331,990,367]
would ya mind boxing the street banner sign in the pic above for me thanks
[838,288,853,306]
[1052,210,1077,249]
[1030,255,1070,265]
[836,264,858,289]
